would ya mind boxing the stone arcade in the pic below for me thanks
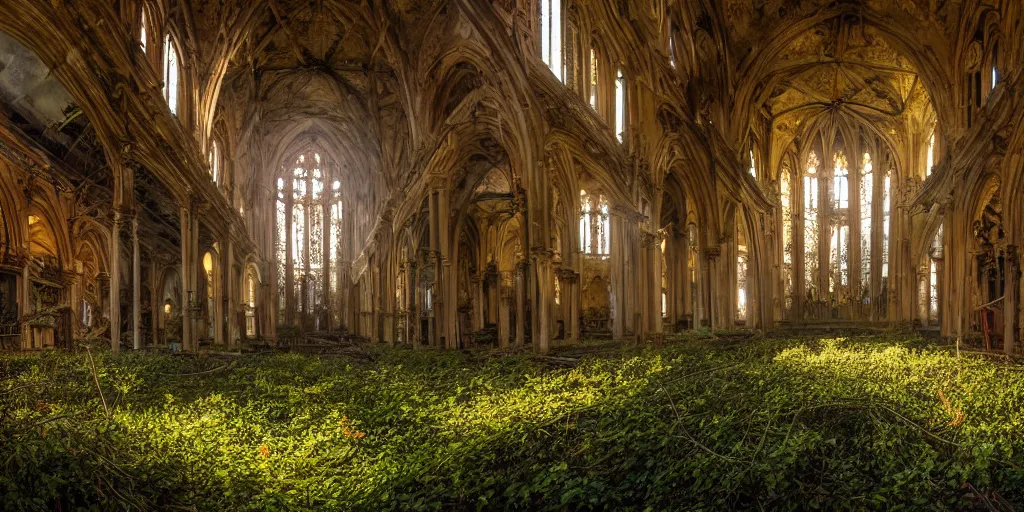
[0,0,1021,355]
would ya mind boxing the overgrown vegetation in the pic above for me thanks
[1,333,1023,510]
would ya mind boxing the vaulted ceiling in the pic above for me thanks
[764,18,932,138]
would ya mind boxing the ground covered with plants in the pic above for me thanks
[1,333,1023,510]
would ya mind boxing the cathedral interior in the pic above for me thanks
[0,0,1022,356]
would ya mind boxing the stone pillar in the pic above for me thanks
[109,209,123,354]
[650,231,664,340]
[532,249,553,355]
[428,190,440,347]
[20,261,29,349]
[284,179,295,326]
[323,194,332,332]
[179,204,192,352]
[486,266,499,325]
[472,273,484,331]
[706,246,720,332]
[151,257,160,347]
[1004,246,1019,355]
[558,268,580,345]
[498,272,512,349]
[609,214,625,340]
[131,214,141,350]
[191,204,200,349]
[224,236,235,346]
[514,263,525,347]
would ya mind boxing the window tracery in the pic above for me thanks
[830,152,850,296]
[245,272,256,338]
[274,152,342,325]
[781,162,793,310]
[804,151,820,301]
[860,153,873,297]
[579,191,610,256]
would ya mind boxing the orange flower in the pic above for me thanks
[259,444,270,457]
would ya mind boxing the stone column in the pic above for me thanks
[514,263,525,347]
[472,273,484,331]
[498,272,512,349]
[609,214,625,340]
[179,204,192,352]
[428,190,440,347]
[323,193,332,332]
[532,249,553,355]
[131,213,141,350]
[1004,246,1019,355]
[285,179,295,326]
[20,260,29,349]
[109,209,123,354]
[650,231,664,340]
[151,256,160,347]
[223,236,235,346]
[705,246,720,332]
[191,204,200,349]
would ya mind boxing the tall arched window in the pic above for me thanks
[736,228,748,323]
[748,149,757,179]
[830,152,850,293]
[140,9,148,54]
[245,272,257,338]
[780,163,793,309]
[589,47,599,112]
[860,153,873,297]
[539,0,562,81]
[208,140,220,183]
[580,190,610,256]
[881,165,892,286]
[783,143,893,319]
[614,68,626,143]
[330,180,343,296]
[203,252,214,321]
[292,163,307,310]
[163,35,180,115]
[668,25,678,69]
[929,224,943,324]
[276,152,340,326]
[804,151,820,300]
[687,223,699,320]
[276,177,287,314]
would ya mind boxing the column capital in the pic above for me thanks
[704,245,722,261]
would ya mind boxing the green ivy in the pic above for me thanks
[0,333,1022,510]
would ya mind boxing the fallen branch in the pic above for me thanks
[156,361,236,377]
[661,385,743,463]
[82,345,109,418]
